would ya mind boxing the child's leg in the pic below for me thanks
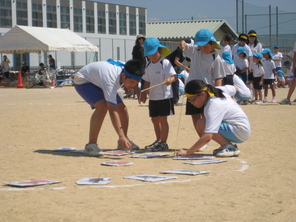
[270,84,276,97]
[89,100,108,143]
[287,78,296,100]
[151,116,161,141]
[254,89,258,100]
[191,114,203,135]
[158,116,169,142]
[264,84,268,97]
[258,89,263,100]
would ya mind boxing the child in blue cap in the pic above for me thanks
[140,37,177,152]
[262,48,277,103]
[179,29,226,152]
[74,59,144,156]
[251,53,265,104]
[235,46,249,84]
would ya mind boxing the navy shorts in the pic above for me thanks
[149,98,175,117]
[263,79,274,85]
[74,82,123,109]
[253,77,263,90]
[185,100,204,115]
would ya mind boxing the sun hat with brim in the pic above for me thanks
[222,51,234,64]
[274,45,279,49]
[236,47,248,56]
[262,48,274,59]
[276,70,284,78]
[143,37,171,57]
[194,29,221,50]
[253,53,263,66]
[136,34,146,40]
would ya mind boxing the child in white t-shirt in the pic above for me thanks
[251,53,265,104]
[74,59,144,156]
[262,48,277,103]
[176,80,250,157]
[140,37,177,152]
[273,45,283,71]
[235,47,249,84]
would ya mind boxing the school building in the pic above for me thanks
[0,0,147,71]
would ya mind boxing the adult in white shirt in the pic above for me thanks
[272,45,283,70]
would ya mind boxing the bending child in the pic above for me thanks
[176,80,251,157]
[74,59,144,156]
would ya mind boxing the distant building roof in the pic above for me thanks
[147,19,238,41]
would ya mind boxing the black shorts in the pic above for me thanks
[253,77,263,90]
[263,79,274,85]
[185,100,204,115]
[149,98,175,117]
[223,75,234,85]
[248,72,254,81]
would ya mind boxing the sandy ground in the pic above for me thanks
[0,86,296,222]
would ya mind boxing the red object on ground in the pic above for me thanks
[16,71,24,88]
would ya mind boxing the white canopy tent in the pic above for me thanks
[0,25,98,54]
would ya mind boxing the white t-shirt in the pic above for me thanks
[235,57,248,70]
[262,59,276,79]
[222,61,236,75]
[142,57,175,101]
[272,52,283,68]
[74,61,122,105]
[251,63,265,78]
[248,42,263,54]
[232,43,253,67]
[184,43,226,85]
[216,41,232,57]
[204,85,251,141]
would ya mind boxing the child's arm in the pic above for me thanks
[259,74,264,86]
[164,75,177,85]
[176,133,213,156]
[214,78,223,86]
[140,81,150,104]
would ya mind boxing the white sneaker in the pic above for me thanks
[198,144,209,152]
[84,143,104,157]
[117,140,140,150]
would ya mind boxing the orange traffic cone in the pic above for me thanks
[16,71,24,88]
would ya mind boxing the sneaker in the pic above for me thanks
[279,98,291,105]
[145,140,160,149]
[213,147,224,156]
[175,101,183,106]
[151,142,169,152]
[255,100,263,105]
[117,140,140,150]
[262,99,268,103]
[271,98,276,103]
[214,144,240,157]
[198,144,209,152]
[84,143,104,157]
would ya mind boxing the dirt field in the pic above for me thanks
[0,86,295,222]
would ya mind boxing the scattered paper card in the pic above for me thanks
[4,180,61,187]
[161,169,209,175]
[184,159,227,165]
[124,174,177,182]
[101,161,134,166]
[103,150,135,156]
[76,177,111,185]
[53,147,76,152]
[173,155,215,160]
[131,153,169,158]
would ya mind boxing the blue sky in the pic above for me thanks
[102,0,296,21]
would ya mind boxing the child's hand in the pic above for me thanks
[176,149,188,156]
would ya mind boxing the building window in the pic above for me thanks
[97,3,106,34]
[60,0,70,29]
[16,0,28,26]
[32,1,42,27]
[129,7,136,36]
[119,6,126,35]
[86,2,94,33]
[108,5,116,35]
[0,0,12,28]
[47,4,57,28]
[139,10,146,36]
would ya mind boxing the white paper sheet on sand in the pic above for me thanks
[53,147,76,151]
[4,180,61,187]
[161,169,209,175]
[184,159,227,165]
[75,177,111,185]
[101,161,134,166]
[103,150,135,156]
[124,174,177,182]
[131,153,169,158]
[173,155,215,160]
